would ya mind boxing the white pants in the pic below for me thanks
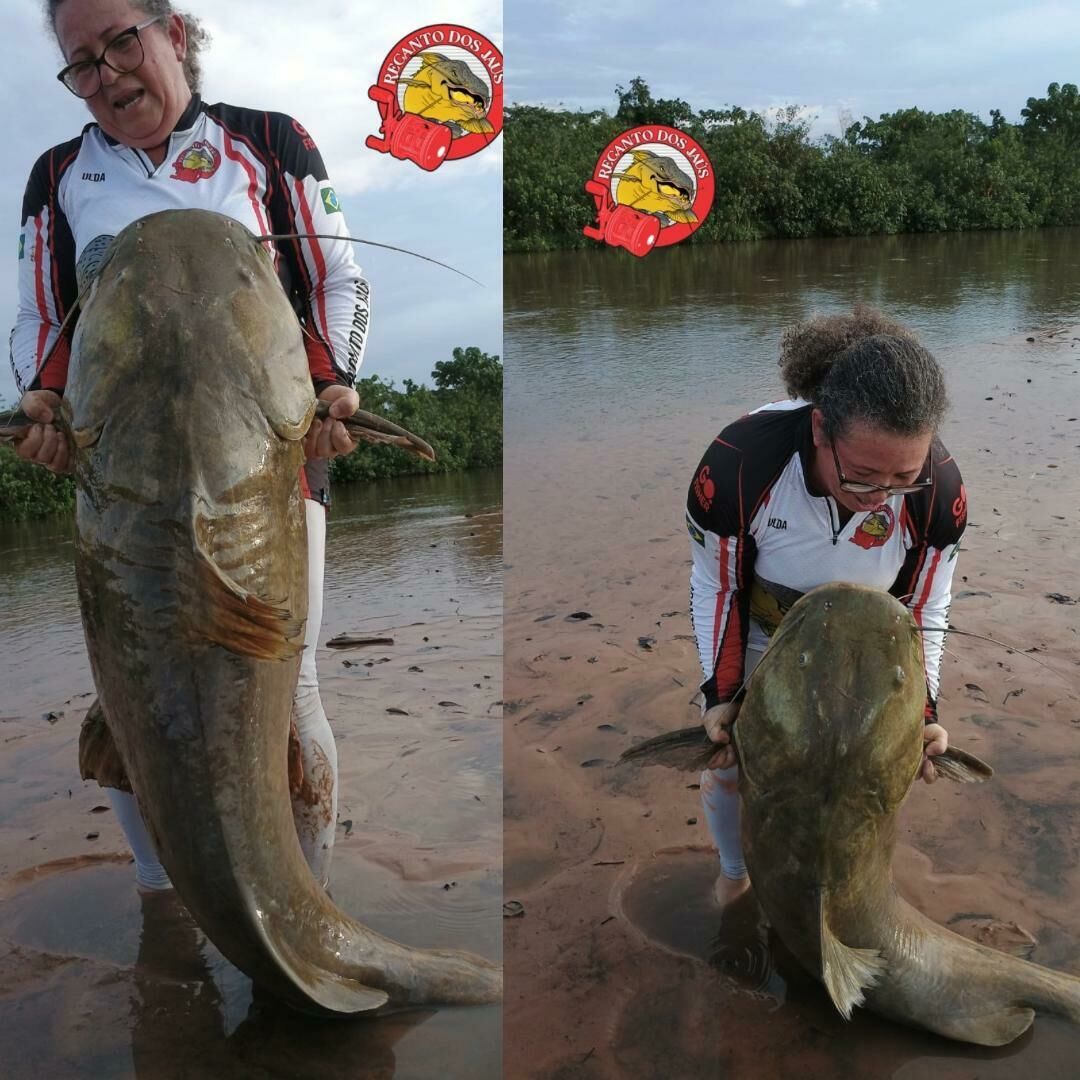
[700,647,765,880]
[111,499,339,890]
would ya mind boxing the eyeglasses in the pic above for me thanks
[56,16,164,99]
[830,440,933,497]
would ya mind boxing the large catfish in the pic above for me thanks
[28,209,499,1014]
[622,582,1080,1046]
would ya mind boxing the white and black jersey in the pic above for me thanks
[686,399,968,721]
[11,95,371,501]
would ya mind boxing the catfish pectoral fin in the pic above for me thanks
[933,746,993,783]
[819,893,888,1020]
[618,725,718,772]
[185,535,304,661]
[0,408,31,444]
[315,402,437,462]
[78,697,133,793]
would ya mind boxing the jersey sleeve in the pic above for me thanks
[687,436,756,710]
[10,146,79,395]
[896,452,967,723]
[266,113,371,394]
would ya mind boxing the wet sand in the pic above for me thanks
[0,476,502,1077]
[503,328,1080,1076]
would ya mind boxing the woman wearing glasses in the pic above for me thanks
[685,308,966,906]
[11,0,370,892]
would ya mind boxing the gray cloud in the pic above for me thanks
[507,0,1075,141]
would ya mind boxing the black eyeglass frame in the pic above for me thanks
[829,439,934,497]
[56,15,165,99]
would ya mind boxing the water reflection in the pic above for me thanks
[505,229,1080,442]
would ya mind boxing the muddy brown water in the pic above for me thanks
[504,231,1080,1077]
[0,469,502,1078]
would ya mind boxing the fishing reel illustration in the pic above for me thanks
[582,179,662,258]
[366,85,453,172]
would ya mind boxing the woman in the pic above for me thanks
[686,309,965,905]
[11,0,371,891]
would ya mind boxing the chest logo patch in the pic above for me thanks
[171,140,221,183]
[849,505,895,550]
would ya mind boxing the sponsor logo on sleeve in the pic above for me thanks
[686,515,706,546]
[18,234,24,260]
[693,464,715,513]
[952,484,967,530]
[320,186,342,214]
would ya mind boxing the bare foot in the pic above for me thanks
[713,873,751,907]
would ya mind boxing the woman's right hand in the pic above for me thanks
[14,390,71,474]
[703,700,742,770]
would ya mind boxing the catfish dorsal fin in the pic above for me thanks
[819,892,888,1020]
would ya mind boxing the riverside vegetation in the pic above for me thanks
[0,347,502,520]
[505,79,1080,251]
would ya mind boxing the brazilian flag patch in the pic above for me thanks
[18,233,24,260]
[320,186,342,214]
[686,515,705,546]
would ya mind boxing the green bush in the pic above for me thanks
[505,80,1080,251]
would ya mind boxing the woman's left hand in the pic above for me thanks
[303,385,360,460]
[920,722,948,784]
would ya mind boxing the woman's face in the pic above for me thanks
[811,409,932,514]
[55,0,190,151]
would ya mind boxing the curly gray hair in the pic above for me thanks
[45,0,211,94]
[778,306,947,439]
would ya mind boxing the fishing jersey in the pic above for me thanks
[686,399,967,721]
[10,95,371,501]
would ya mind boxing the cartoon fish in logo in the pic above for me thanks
[612,150,698,226]
[398,53,494,136]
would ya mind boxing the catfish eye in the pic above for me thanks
[798,652,809,668]
[895,666,905,683]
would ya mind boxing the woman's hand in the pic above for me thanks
[920,722,948,783]
[14,390,71,474]
[303,386,360,461]
[703,700,741,771]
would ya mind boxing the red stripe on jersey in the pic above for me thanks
[293,177,331,349]
[712,537,730,664]
[712,537,745,698]
[912,547,941,626]
[304,334,336,385]
[39,336,71,392]
[32,215,49,368]
[49,148,78,320]
[214,125,269,237]
[299,465,310,500]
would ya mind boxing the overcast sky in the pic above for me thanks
[0,0,501,406]
[507,0,1078,137]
